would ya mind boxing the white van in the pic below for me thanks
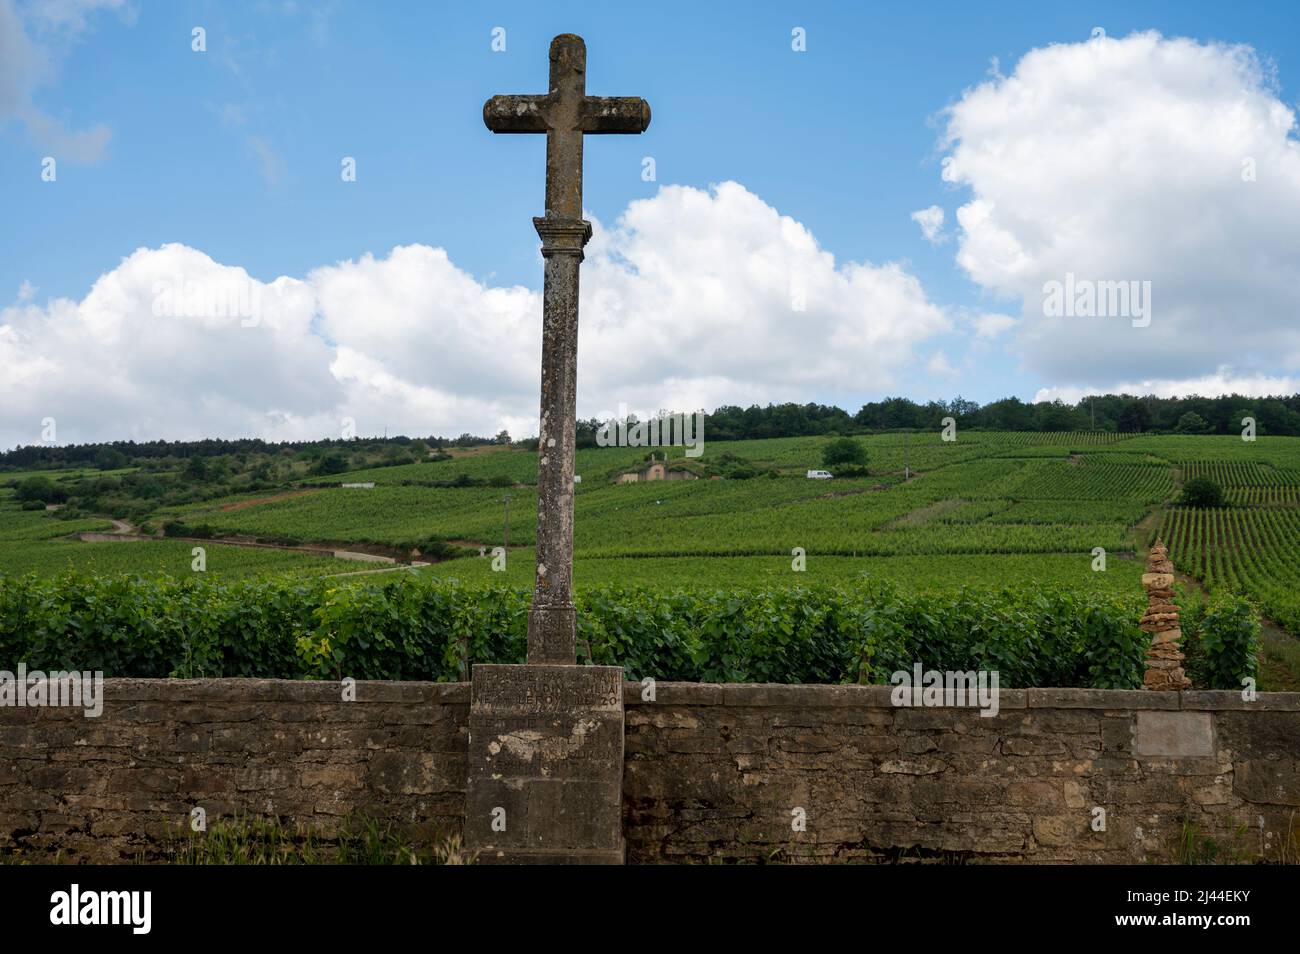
[806,470,834,479]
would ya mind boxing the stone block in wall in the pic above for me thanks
[1234,759,1300,807]
[1133,711,1214,758]
[1216,710,1300,759]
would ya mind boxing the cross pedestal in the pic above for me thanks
[465,665,625,864]
[464,34,649,864]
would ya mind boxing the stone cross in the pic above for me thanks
[483,34,650,664]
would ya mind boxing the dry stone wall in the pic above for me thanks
[0,679,469,863]
[623,684,1300,864]
[2,679,1297,864]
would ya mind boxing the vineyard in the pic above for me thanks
[3,536,340,580]
[1162,506,1300,632]
[1003,460,1173,502]
[5,431,1299,590]
[1141,439,1300,641]
[422,552,1144,595]
[147,449,1157,565]
[3,430,1300,686]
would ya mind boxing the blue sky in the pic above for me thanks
[3,0,1300,444]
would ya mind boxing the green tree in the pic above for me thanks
[1179,476,1225,508]
[1034,400,1082,431]
[1117,399,1151,433]
[312,453,350,476]
[95,447,129,470]
[15,476,60,504]
[1174,411,1212,434]
[946,395,980,419]
[822,438,868,470]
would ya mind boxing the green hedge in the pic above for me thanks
[0,573,1163,687]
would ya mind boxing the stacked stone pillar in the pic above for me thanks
[1140,540,1191,690]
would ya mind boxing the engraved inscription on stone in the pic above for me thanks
[472,664,623,712]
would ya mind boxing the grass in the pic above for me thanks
[1170,817,1253,865]
[157,814,475,865]
[2,814,476,865]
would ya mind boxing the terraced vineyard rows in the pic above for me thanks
[1225,485,1300,506]
[1182,460,1298,487]
[1162,506,1300,631]
[981,499,1151,525]
[334,431,1141,488]
[1145,442,1300,650]
[128,436,1170,581]
[971,430,1136,446]
[1004,460,1173,501]
[159,485,536,549]
[1173,457,1300,507]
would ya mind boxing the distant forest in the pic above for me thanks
[681,392,1299,442]
[3,392,1298,470]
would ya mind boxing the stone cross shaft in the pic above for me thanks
[483,34,650,663]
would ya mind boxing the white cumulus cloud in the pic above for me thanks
[0,182,950,446]
[940,31,1300,396]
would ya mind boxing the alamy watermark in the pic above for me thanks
[152,276,263,327]
[890,664,1000,717]
[595,403,705,457]
[50,884,150,934]
[0,664,103,717]
[1042,273,1151,328]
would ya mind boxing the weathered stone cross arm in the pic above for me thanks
[482,34,650,222]
[482,94,651,135]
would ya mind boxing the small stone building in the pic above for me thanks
[615,455,699,484]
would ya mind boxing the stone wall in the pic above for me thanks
[2,679,1298,863]
[0,680,469,863]
[623,684,1300,864]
